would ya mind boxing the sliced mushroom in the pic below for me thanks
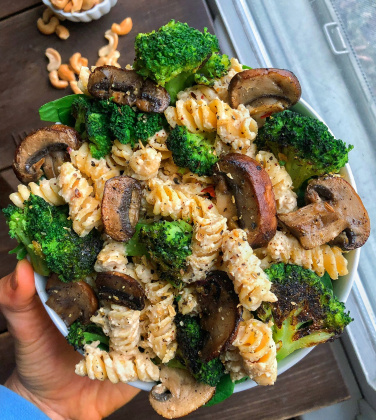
[13,125,81,183]
[95,271,145,310]
[46,273,98,326]
[149,366,215,419]
[102,176,141,242]
[136,78,171,113]
[196,271,242,361]
[88,66,170,112]
[213,153,277,248]
[228,68,301,124]
[278,176,370,250]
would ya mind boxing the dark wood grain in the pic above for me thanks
[0,0,41,20]
[0,333,15,385]
[0,0,213,170]
[108,343,350,420]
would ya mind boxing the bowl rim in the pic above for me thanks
[34,97,359,393]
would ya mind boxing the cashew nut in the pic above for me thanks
[111,17,133,36]
[45,48,61,72]
[51,0,69,10]
[96,50,121,67]
[37,16,60,35]
[82,0,99,11]
[49,70,69,89]
[42,7,55,23]
[71,0,83,13]
[58,64,76,82]
[64,1,73,12]
[98,30,119,57]
[69,52,89,75]
[70,80,83,94]
[56,24,70,40]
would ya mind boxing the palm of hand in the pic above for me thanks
[1,260,139,420]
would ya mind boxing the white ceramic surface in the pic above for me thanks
[34,97,359,392]
[42,0,117,22]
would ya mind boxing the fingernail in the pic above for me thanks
[10,272,18,290]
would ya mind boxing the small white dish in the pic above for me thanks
[34,97,359,392]
[42,0,118,23]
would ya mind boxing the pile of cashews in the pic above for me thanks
[50,0,101,13]
[44,17,133,91]
[37,8,70,40]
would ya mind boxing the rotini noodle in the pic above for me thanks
[255,151,297,214]
[130,146,162,180]
[111,140,134,168]
[70,142,120,200]
[231,319,277,386]
[147,129,171,160]
[58,162,102,237]
[10,178,64,208]
[255,230,348,280]
[177,286,200,315]
[212,58,243,102]
[222,229,277,311]
[75,342,159,383]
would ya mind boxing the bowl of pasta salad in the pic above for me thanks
[4,19,369,418]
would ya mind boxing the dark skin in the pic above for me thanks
[0,260,140,420]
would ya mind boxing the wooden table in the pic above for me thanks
[0,1,350,419]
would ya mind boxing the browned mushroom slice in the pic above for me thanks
[88,66,170,112]
[136,79,171,113]
[13,125,81,183]
[45,273,98,326]
[213,153,277,248]
[96,271,145,310]
[228,69,301,119]
[279,176,370,250]
[88,66,144,106]
[149,366,215,419]
[196,271,242,361]
[101,176,141,242]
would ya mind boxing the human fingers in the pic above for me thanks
[0,260,54,343]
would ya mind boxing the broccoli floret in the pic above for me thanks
[134,20,226,102]
[71,95,92,133]
[2,204,49,276]
[85,112,112,159]
[3,195,103,283]
[102,101,136,145]
[175,313,225,387]
[139,220,193,288]
[134,112,167,144]
[66,320,109,351]
[257,263,353,361]
[167,125,218,176]
[194,53,231,86]
[256,110,353,190]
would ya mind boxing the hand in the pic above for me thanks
[0,260,140,420]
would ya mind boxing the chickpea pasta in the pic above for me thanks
[255,230,348,280]
[75,342,159,383]
[10,178,64,208]
[58,162,102,236]
[221,229,277,311]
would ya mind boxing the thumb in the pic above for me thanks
[0,259,53,343]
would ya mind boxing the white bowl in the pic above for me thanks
[42,0,118,23]
[34,98,359,392]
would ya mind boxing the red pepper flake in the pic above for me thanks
[208,204,213,209]
[201,185,216,198]
[260,111,274,119]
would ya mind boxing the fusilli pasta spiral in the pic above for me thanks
[91,305,141,353]
[231,319,277,386]
[9,178,64,208]
[147,129,171,160]
[221,229,277,311]
[255,230,348,280]
[144,281,177,363]
[58,162,102,237]
[130,146,162,180]
[70,142,120,200]
[255,151,297,214]
[177,286,200,315]
[75,342,159,383]
[212,58,243,102]
[111,140,134,168]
